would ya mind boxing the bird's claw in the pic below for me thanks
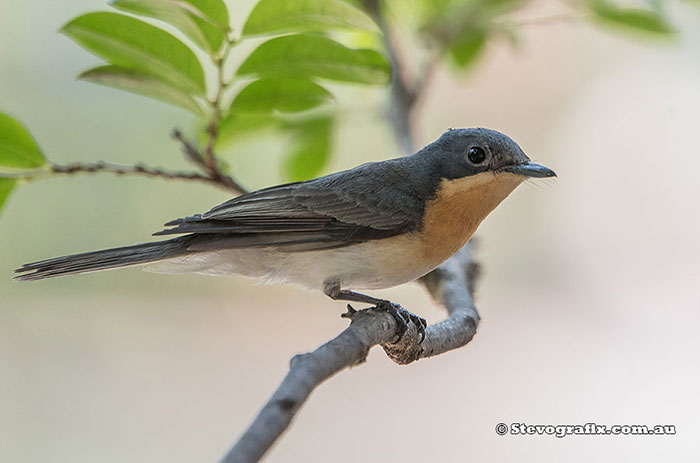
[339,301,426,343]
[374,300,427,344]
[341,304,357,319]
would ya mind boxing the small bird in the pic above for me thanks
[15,128,555,340]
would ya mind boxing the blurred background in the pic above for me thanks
[1,0,699,461]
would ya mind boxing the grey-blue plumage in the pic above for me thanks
[14,128,554,285]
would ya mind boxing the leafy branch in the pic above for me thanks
[0,0,392,211]
[0,0,678,215]
[0,111,246,196]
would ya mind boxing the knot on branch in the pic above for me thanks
[382,329,424,365]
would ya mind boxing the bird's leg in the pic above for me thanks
[323,281,427,343]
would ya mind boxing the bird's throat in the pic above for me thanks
[419,172,525,265]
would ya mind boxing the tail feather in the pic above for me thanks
[14,236,193,281]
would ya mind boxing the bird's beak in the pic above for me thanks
[503,162,556,178]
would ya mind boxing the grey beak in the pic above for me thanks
[503,162,556,178]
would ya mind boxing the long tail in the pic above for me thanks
[14,236,194,281]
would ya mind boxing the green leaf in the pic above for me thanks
[243,0,377,37]
[110,0,229,53]
[0,178,17,215]
[232,78,333,113]
[590,1,675,35]
[62,12,206,95]
[334,29,384,50]
[284,116,333,181]
[449,28,487,68]
[217,112,280,147]
[237,34,391,85]
[79,66,205,116]
[0,112,46,169]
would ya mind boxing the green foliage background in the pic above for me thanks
[0,0,680,213]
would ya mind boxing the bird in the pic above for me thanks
[15,127,555,341]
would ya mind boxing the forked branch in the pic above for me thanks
[220,245,481,463]
[219,3,485,460]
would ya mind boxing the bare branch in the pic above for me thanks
[171,128,206,167]
[413,51,441,104]
[221,1,487,461]
[220,309,395,463]
[171,129,248,195]
[387,244,480,363]
[50,161,219,186]
[2,126,249,196]
[221,243,481,463]
[363,0,418,153]
[0,161,241,192]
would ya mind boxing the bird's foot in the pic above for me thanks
[341,301,427,364]
[374,300,427,344]
[341,301,426,343]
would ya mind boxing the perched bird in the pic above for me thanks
[15,128,555,340]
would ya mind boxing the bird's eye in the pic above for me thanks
[467,146,486,164]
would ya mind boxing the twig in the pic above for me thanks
[171,128,206,168]
[171,129,247,195]
[163,34,246,196]
[2,132,248,195]
[204,34,236,173]
[0,161,239,191]
[221,244,481,463]
[413,51,441,103]
[363,0,418,153]
[167,36,247,196]
[51,161,215,185]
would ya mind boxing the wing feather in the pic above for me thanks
[154,158,427,251]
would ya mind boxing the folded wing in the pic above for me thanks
[155,160,425,252]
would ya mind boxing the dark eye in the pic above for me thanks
[467,146,486,164]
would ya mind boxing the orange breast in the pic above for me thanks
[418,172,525,267]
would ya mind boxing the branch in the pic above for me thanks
[221,1,485,461]
[413,51,441,104]
[221,244,481,463]
[171,129,247,195]
[204,34,236,173]
[1,161,241,193]
[3,126,249,196]
[363,0,419,153]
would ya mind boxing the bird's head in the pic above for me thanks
[428,127,556,180]
[410,128,556,238]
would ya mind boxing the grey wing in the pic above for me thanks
[154,160,425,252]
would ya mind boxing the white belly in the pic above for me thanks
[146,233,437,291]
